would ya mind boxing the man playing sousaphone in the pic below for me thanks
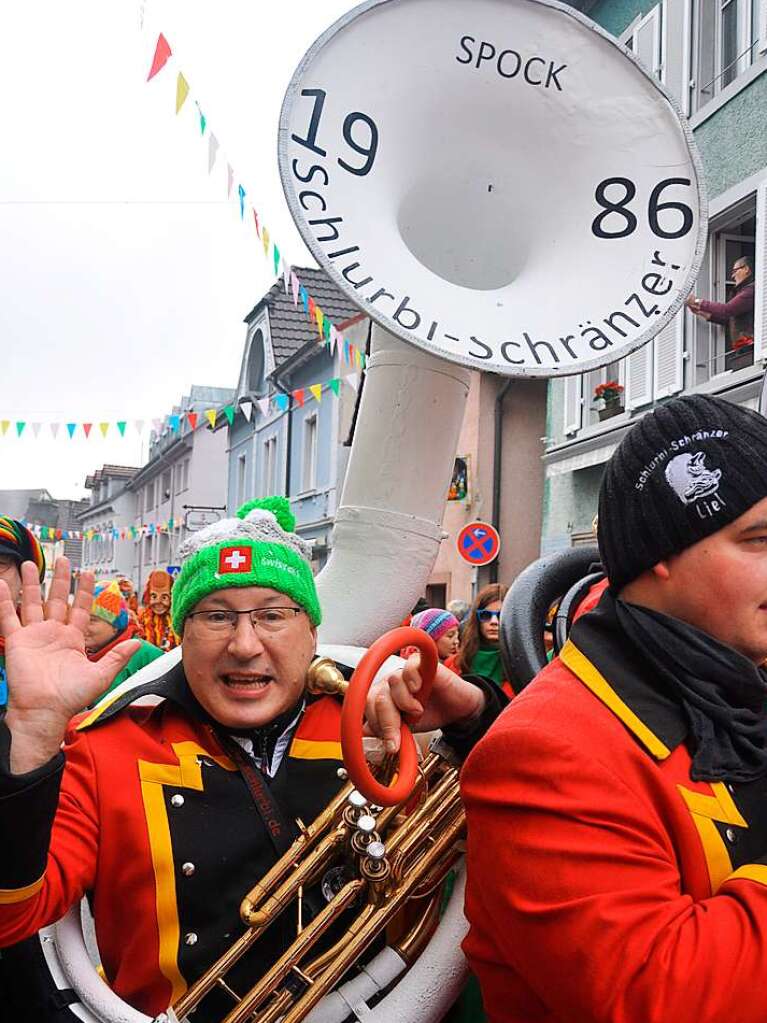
[0,496,503,1022]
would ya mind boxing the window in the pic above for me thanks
[146,480,154,511]
[161,471,172,504]
[689,197,757,385]
[247,328,267,396]
[302,415,318,493]
[264,437,278,496]
[692,0,760,112]
[237,454,247,507]
[144,534,153,567]
[584,361,625,428]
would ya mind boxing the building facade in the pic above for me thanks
[225,266,367,570]
[129,385,234,590]
[77,466,139,581]
[542,0,767,552]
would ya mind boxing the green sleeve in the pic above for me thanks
[99,641,165,700]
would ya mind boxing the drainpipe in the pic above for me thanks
[491,378,513,585]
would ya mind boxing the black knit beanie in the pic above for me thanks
[598,395,767,592]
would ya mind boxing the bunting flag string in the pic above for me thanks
[0,379,358,441]
[143,31,369,374]
[22,517,180,545]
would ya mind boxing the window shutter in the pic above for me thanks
[634,5,662,78]
[662,0,688,105]
[754,181,767,362]
[563,375,583,435]
[626,343,654,409]
[760,0,767,54]
[653,310,685,398]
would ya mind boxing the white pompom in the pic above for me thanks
[243,508,279,527]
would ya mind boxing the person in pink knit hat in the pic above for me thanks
[407,608,460,662]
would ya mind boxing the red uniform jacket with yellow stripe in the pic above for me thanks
[462,595,767,1023]
[0,661,349,1021]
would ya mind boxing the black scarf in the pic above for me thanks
[614,596,767,782]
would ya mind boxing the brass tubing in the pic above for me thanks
[392,891,443,964]
[279,812,467,1023]
[240,781,354,921]
[252,988,295,1023]
[220,880,367,1023]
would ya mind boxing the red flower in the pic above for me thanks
[731,335,754,352]
[593,381,625,402]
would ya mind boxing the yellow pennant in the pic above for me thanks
[205,409,217,428]
[0,420,9,436]
[309,384,323,403]
[315,307,324,337]
[176,72,190,114]
[262,226,270,257]
[99,422,109,438]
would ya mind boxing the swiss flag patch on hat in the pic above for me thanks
[218,546,253,575]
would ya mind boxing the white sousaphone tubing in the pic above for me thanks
[279,0,707,379]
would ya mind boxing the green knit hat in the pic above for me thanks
[171,496,321,634]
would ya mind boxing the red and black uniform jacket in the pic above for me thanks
[0,660,502,1021]
[462,596,767,1023]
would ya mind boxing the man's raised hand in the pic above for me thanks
[0,558,140,773]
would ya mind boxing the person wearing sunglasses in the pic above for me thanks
[446,583,513,698]
[0,496,504,1022]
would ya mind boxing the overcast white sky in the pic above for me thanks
[0,0,355,500]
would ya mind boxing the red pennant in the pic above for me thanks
[308,297,316,318]
[83,423,92,438]
[293,389,305,408]
[147,33,172,81]
[253,209,261,238]
[187,412,198,430]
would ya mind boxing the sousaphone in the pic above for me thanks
[39,1,707,1020]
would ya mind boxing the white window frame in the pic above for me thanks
[633,4,664,79]
[755,181,767,361]
[263,436,278,497]
[563,375,583,437]
[237,453,247,507]
[625,343,654,410]
[302,414,318,494]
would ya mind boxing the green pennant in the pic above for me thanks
[223,405,235,426]
[329,378,341,397]
[117,421,127,437]
[16,421,26,437]
[323,317,331,340]
[273,243,280,276]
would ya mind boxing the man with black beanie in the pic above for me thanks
[461,393,767,1023]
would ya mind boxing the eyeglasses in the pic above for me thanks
[186,606,305,634]
[477,609,501,624]
[732,263,748,273]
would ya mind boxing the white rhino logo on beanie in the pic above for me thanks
[664,451,722,506]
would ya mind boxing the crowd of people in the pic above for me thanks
[4,393,767,1022]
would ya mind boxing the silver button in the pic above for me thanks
[182,862,196,877]
[170,794,185,808]
[725,827,737,843]
[184,932,198,946]
[348,791,367,810]
[367,842,386,861]
[357,815,377,834]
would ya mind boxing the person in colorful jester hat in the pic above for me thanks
[0,517,45,707]
[138,569,179,651]
[85,581,164,702]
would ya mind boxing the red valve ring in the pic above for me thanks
[340,626,438,807]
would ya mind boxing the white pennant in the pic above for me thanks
[329,326,338,356]
[258,397,271,417]
[134,419,145,433]
[31,422,41,438]
[241,399,254,422]
[345,373,360,392]
[283,264,291,296]
[50,423,60,439]
[208,134,219,174]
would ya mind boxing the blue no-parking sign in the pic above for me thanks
[457,521,501,566]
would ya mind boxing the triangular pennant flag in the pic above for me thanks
[262,227,270,257]
[175,72,189,114]
[328,326,338,356]
[291,272,299,306]
[187,412,198,431]
[345,373,360,392]
[323,317,331,341]
[169,414,180,433]
[50,422,60,438]
[117,421,127,437]
[16,422,26,437]
[66,423,76,439]
[283,264,291,296]
[355,348,362,369]
[238,184,246,220]
[258,397,271,417]
[147,33,172,81]
[329,378,341,397]
[300,286,309,312]
[223,405,235,426]
[134,419,145,433]
[207,134,219,174]
[196,102,206,135]
[293,389,305,408]
[361,353,367,370]
[205,409,217,428]
[273,243,281,276]
[253,209,261,238]
[315,307,324,338]
[227,164,234,198]
[240,399,253,422]
[99,422,109,438]
[308,296,316,318]
[274,393,289,413]
[152,418,162,433]
[344,340,351,363]
[0,421,9,436]
[31,423,41,438]
[83,423,93,439]
[309,384,323,403]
